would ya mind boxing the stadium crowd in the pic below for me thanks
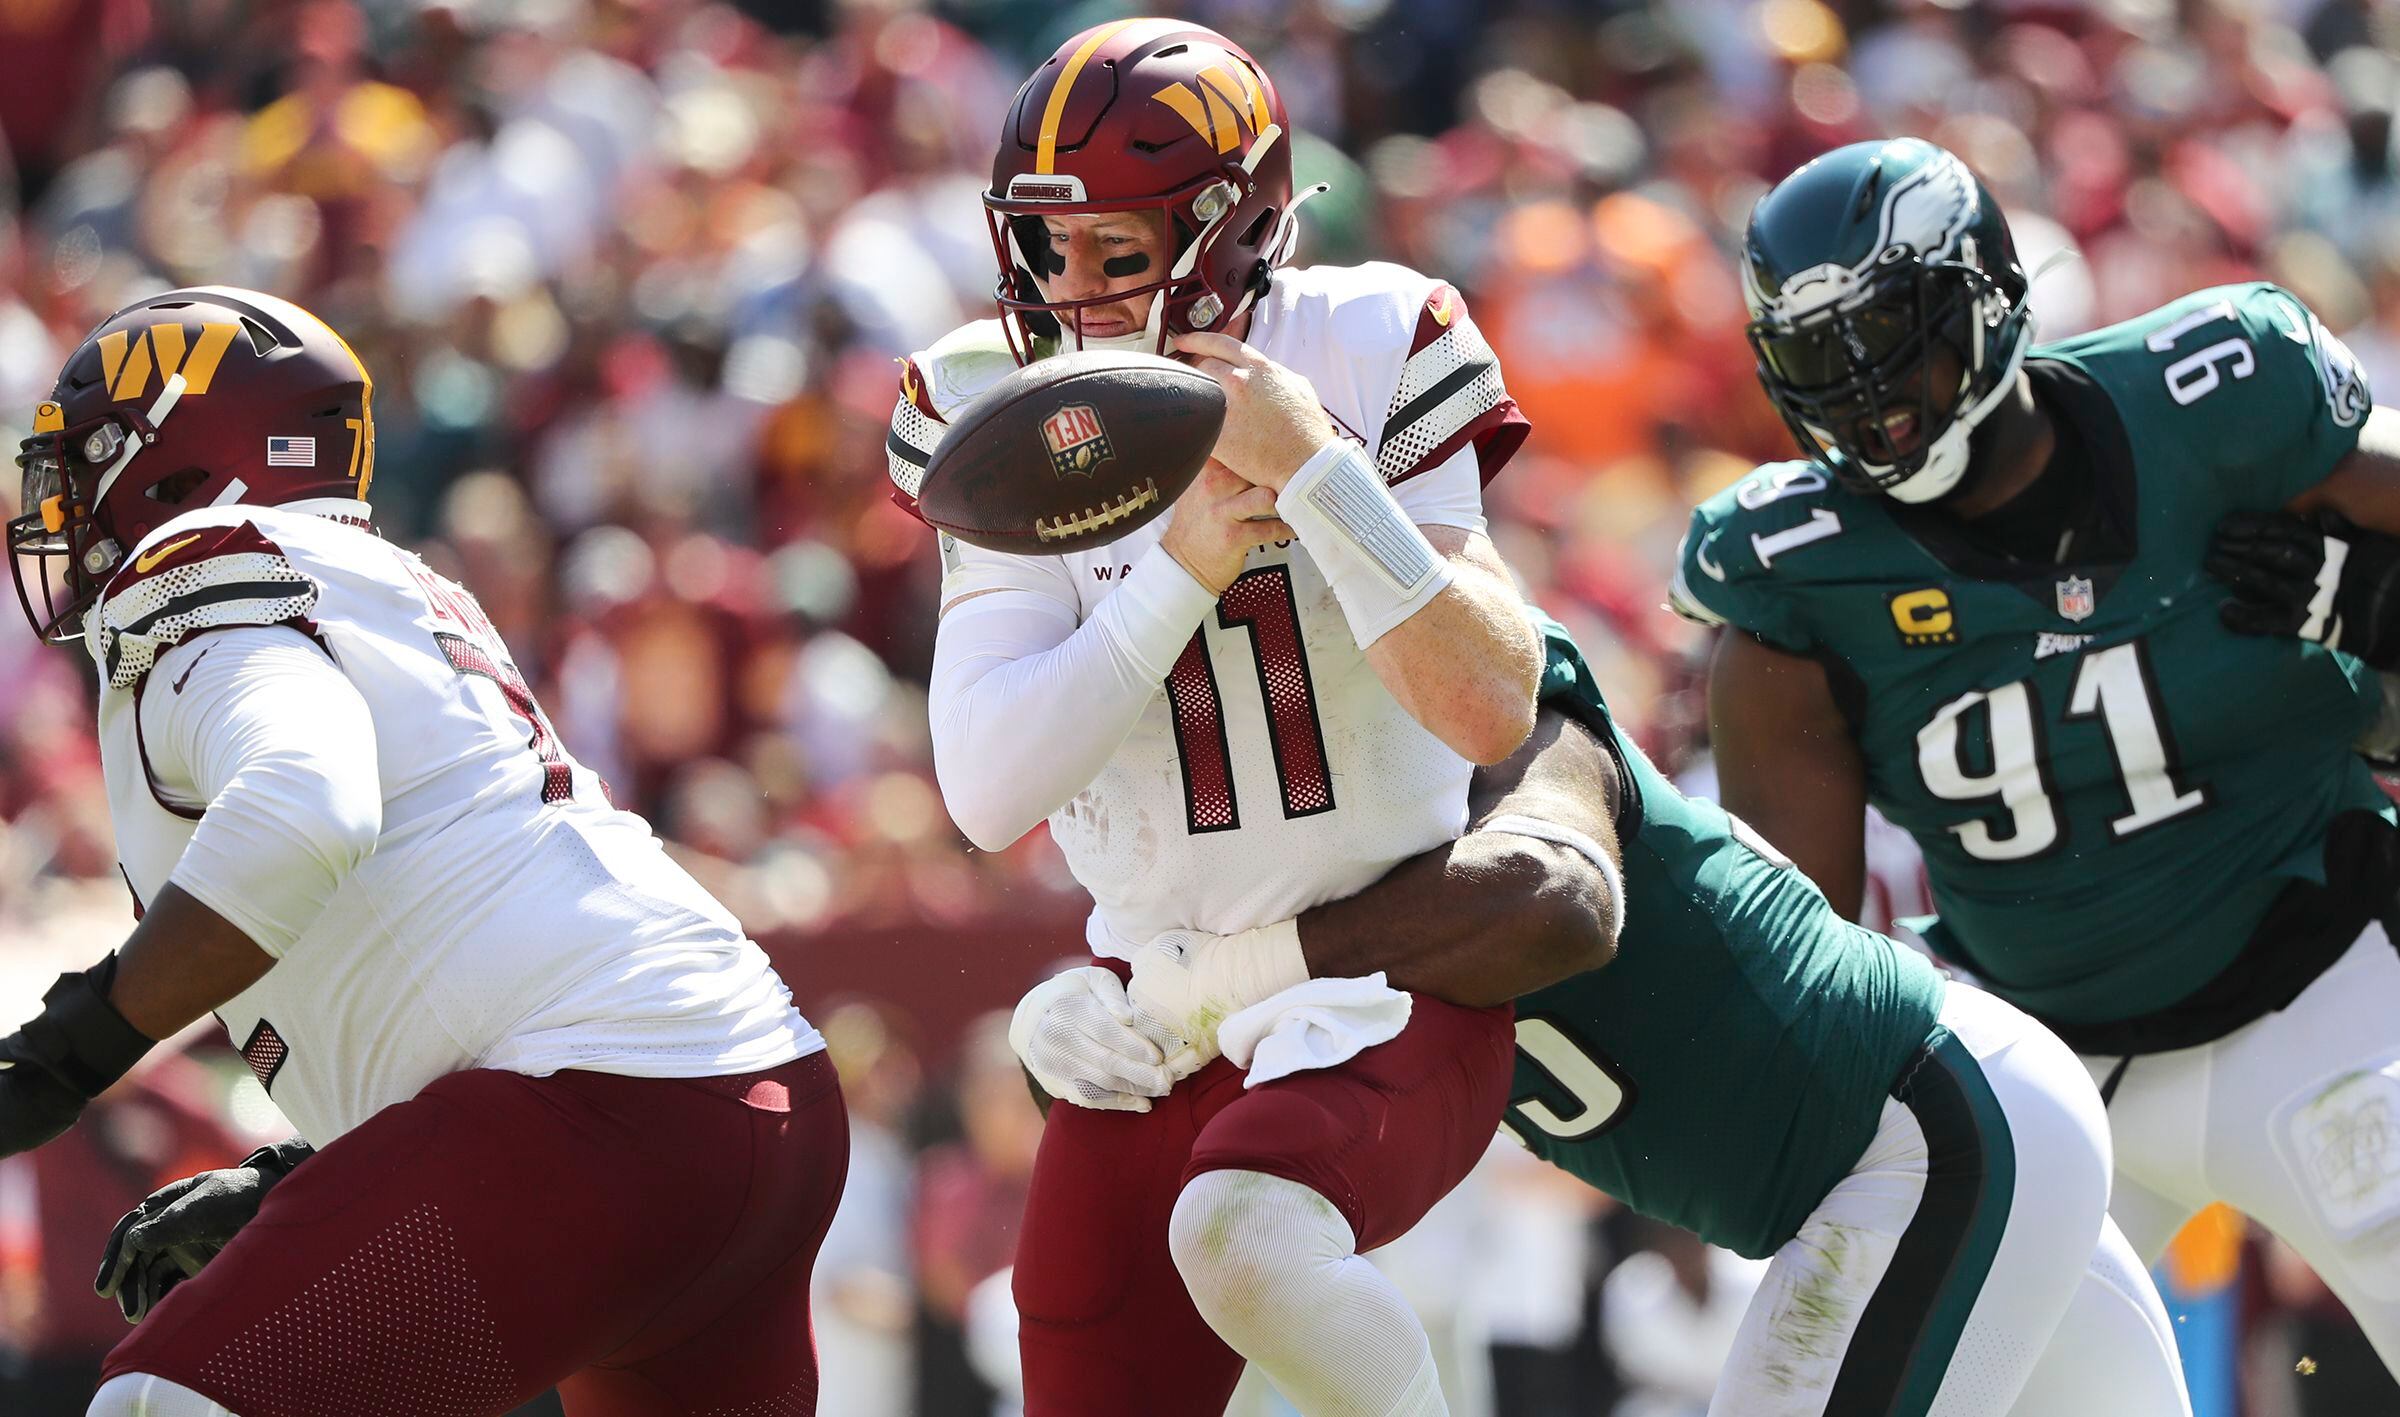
[3,0,2400,1411]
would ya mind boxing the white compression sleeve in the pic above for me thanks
[146,627,382,957]
[931,540,1217,850]
[1170,1170,1447,1417]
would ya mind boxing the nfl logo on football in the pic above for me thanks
[2055,574,2096,621]
[1041,403,1113,478]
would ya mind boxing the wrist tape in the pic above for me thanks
[1276,442,1452,647]
[14,954,154,1099]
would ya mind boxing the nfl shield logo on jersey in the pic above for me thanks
[1041,404,1113,478]
[2055,575,2096,621]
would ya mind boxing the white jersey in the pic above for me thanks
[891,262,1527,954]
[91,502,819,1143]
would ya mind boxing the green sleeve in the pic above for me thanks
[1668,468,1825,654]
[2206,283,2372,505]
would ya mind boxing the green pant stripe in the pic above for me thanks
[1824,1027,2018,1415]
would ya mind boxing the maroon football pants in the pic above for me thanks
[101,1052,847,1417]
[1012,992,1513,1417]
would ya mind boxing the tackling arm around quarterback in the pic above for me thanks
[1017,704,1622,1104]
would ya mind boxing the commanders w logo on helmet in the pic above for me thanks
[96,323,243,401]
[9,286,376,643]
[1151,64,1272,154]
[983,18,1321,360]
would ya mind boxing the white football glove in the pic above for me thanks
[1009,967,1185,1112]
[1126,920,1309,1072]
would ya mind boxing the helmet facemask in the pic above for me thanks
[1751,257,2032,505]
[986,126,1311,364]
[8,398,173,643]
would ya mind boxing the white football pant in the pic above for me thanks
[2092,922,2400,1375]
[1711,983,2191,1417]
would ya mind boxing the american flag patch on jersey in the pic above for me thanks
[265,436,315,467]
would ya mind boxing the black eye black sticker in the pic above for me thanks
[1102,252,1153,278]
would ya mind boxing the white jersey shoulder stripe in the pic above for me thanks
[90,520,317,689]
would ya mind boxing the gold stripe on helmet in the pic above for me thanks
[103,330,151,400]
[1036,19,1138,175]
[1197,66,1261,145]
[1225,59,1270,133]
[178,323,239,394]
[1033,18,1194,175]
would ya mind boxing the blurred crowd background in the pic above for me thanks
[2,0,2399,1411]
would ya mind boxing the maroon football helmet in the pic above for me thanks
[986,18,1308,361]
[9,286,375,642]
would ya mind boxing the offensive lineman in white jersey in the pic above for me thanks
[886,20,1542,1416]
[0,286,845,1416]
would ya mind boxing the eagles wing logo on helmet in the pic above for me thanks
[1742,139,2034,506]
[1871,151,1978,271]
[1751,151,1980,326]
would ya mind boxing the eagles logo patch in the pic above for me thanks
[1041,403,1114,479]
[2313,315,2371,429]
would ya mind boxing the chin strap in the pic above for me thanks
[1883,317,2036,505]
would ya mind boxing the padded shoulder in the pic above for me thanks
[90,510,321,689]
[2050,282,2373,507]
[888,320,1020,516]
[1669,462,1845,651]
[1270,261,1529,488]
[1269,260,1442,344]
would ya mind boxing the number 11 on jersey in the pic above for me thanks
[1165,565,1337,834]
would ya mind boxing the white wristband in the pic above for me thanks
[1197,918,1311,1009]
[1276,441,1453,647]
[1478,812,1625,941]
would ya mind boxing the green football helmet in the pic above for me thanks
[1743,138,2035,504]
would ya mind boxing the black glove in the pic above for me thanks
[0,955,154,1158]
[2210,509,2400,669]
[93,1137,313,1323]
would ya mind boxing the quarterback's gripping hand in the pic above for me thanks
[1171,332,1342,493]
[0,955,155,1158]
[1009,968,1183,1113]
[95,1137,312,1323]
[2211,510,2400,668]
[1126,922,1310,1075]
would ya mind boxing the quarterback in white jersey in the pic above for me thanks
[893,20,1539,1417]
[900,259,1524,956]
[2,287,844,1417]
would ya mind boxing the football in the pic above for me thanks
[918,351,1226,556]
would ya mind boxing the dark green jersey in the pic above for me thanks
[1674,282,2390,1026]
[1509,618,1946,1260]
